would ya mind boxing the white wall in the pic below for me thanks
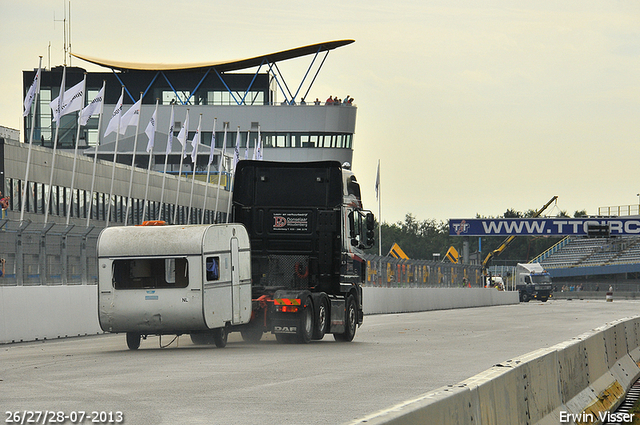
[0,285,518,344]
[363,287,518,315]
[0,285,101,344]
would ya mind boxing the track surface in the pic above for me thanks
[2,299,639,424]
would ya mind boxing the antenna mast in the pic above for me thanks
[53,1,72,66]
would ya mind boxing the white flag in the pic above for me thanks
[375,161,380,200]
[104,92,124,137]
[119,98,142,134]
[219,125,228,172]
[233,127,241,170]
[50,79,84,122]
[208,120,216,166]
[145,107,157,152]
[165,106,175,155]
[177,110,190,157]
[23,66,41,117]
[256,126,263,160]
[80,84,104,126]
[190,118,201,163]
[244,130,250,160]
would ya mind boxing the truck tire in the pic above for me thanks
[522,293,530,303]
[126,332,141,350]
[334,295,357,342]
[297,297,314,344]
[312,297,328,340]
[241,327,263,343]
[213,327,228,348]
[190,333,211,345]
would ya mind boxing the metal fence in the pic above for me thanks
[0,219,100,286]
[362,254,483,288]
[0,220,484,288]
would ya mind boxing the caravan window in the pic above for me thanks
[112,258,189,289]
[206,257,220,281]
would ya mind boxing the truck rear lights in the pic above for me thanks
[276,305,299,313]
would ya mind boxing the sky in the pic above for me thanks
[1,0,640,225]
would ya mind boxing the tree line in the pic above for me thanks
[371,208,588,266]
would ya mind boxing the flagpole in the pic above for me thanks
[142,99,159,222]
[20,57,42,222]
[86,80,106,227]
[65,73,87,226]
[173,109,189,225]
[124,93,143,226]
[44,65,66,226]
[377,159,382,257]
[157,104,174,221]
[106,86,125,227]
[214,123,227,223]
[226,126,241,223]
[187,114,202,223]
[202,117,217,224]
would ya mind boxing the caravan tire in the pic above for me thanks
[213,328,228,348]
[126,332,141,350]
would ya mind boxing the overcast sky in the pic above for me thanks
[1,1,639,224]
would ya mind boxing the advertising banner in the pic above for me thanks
[449,218,640,236]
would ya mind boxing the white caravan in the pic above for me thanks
[97,223,252,349]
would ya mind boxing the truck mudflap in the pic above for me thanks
[271,289,312,336]
[329,299,346,334]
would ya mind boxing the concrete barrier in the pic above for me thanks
[350,316,640,425]
[0,285,102,344]
[362,287,518,315]
[0,285,519,344]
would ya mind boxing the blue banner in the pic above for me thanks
[449,218,640,236]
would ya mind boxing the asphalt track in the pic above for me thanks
[2,299,640,425]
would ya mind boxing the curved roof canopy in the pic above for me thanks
[71,39,354,72]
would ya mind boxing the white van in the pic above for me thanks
[97,223,252,349]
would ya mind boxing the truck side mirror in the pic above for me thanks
[348,212,356,238]
[364,212,375,248]
[366,212,375,230]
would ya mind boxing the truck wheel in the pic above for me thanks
[126,332,141,350]
[241,327,263,343]
[522,293,530,303]
[312,297,328,340]
[297,297,314,344]
[190,333,210,345]
[334,295,357,342]
[213,327,228,348]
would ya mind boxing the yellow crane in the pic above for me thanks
[481,196,558,274]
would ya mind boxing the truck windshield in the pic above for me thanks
[531,274,551,284]
[112,258,189,289]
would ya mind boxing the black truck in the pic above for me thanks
[231,160,375,343]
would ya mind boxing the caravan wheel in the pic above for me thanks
[126,332,141,350]
[213,328,228,348]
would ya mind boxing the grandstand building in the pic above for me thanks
[8,40,358,227]
[535,232,640,290]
